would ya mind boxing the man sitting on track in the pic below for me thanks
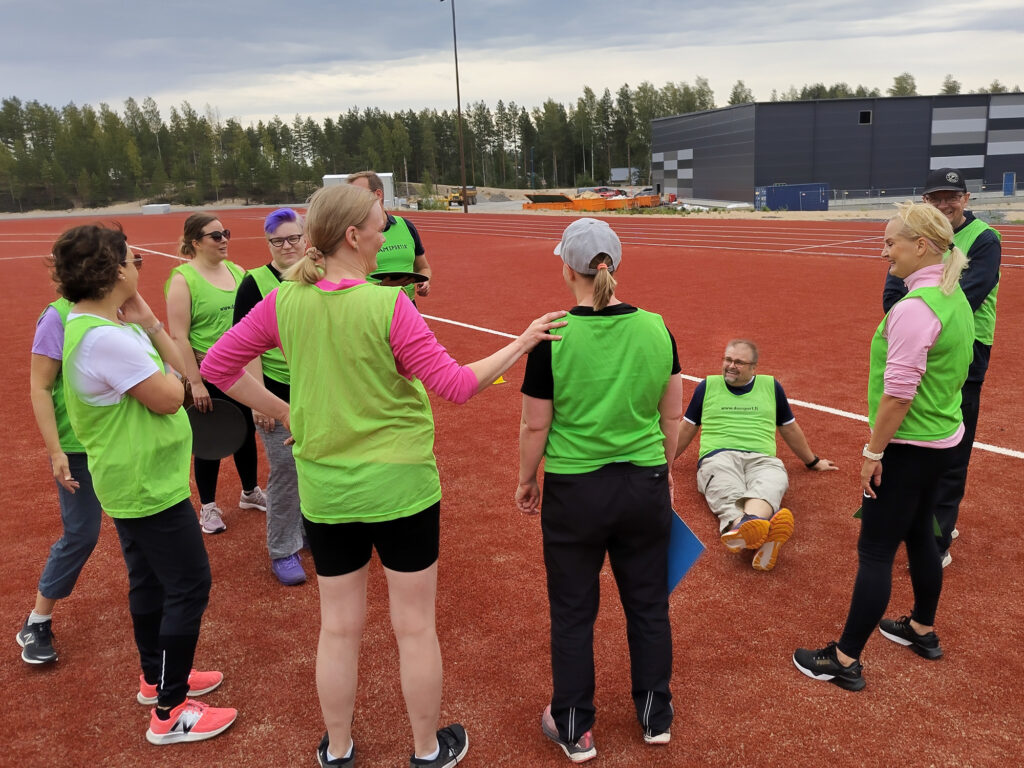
[674,339,837,571]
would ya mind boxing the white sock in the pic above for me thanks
[417,742,440,761]
[326,740,353,761]
[28,611,52,625]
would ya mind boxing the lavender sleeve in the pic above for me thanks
[32,306,65,360]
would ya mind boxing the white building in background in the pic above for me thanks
[322,172,395,208]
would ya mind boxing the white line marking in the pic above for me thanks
[427,318,1023,460]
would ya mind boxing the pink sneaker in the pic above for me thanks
[138,668,224,705]
[145,698,236,745]
[541,704,596,763]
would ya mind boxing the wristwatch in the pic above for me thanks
[862,444,884,461]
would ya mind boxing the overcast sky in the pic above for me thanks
[5,0,1021,125]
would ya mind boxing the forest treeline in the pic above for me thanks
[0,72,1019,212]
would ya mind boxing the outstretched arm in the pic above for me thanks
[778,421,838,471]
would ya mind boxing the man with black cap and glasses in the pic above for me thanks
[882,167,1002,567]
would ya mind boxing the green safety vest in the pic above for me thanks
[62,314,191,518]
[275,281,440,523]
[868,285,973,441]
[165,261,245,352]
[955,218,1001,346]
[248,265,290,385]
[369,216,417,300]
[544,309,672,474]
[698,376,778,459]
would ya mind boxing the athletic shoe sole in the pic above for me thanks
[145,709,237,745]
[752,508,794,571]
[644,730,671,745]
[878,625,943,660]
[541,708,596,763]
[792,652,865,691]
[138,672,225,705]
[721,517,770,552]
[15,628,58,665]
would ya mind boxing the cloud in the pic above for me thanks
[3,0,1021,124]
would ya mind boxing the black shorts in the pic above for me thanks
[303,502,441,577]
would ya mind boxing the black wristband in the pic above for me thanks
[805,456,820,469]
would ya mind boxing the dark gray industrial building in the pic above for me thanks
[651,93,1024,204]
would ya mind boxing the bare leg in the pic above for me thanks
[385,562,442,758]
[33,592,57,616]
[741,497,774,519]
[316,565,369,758]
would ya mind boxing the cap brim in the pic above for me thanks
[553,241,563,256]
[923,185,964,194]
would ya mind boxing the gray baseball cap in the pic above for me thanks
[553,218,622,275]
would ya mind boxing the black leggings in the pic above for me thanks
[194,378,258,504]
[838,442,953,659]
[113,499,211,708]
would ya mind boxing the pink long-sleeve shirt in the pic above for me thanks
[883,263,964,448]
[200,278,479,404]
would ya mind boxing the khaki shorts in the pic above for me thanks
[696,451,789,532]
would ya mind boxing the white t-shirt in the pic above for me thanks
[66,313,160,406]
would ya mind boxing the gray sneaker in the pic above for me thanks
[239,486,267,511]
[200,503,226,534]
[542,705,596,763]
[17,617,58,665]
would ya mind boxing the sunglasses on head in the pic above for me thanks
[201,229,231,242]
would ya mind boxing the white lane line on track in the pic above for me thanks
[425,315,1024,460]
[784,236,880,253]
[132,245,188,261]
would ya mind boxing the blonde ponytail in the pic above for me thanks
[283,246,326,285]
[283,184,377,284]
[940,245,969,296]
[589,255,618,311]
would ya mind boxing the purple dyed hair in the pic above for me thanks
[264,207,301,234]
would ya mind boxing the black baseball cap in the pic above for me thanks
[923,168,967,195]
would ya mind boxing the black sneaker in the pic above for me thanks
[16,617,58,665]
[793,642,865,691]
[410,724,468,768]
[879,615,943,659]
[316,731,355,767]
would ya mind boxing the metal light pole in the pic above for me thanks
[442,0,469,213]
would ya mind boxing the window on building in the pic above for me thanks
[859,110,872,125]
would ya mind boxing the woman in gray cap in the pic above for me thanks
[517,217,683,762]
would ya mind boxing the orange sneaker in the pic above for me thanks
[138,669,224,705]
[145,698,237,745]
[752,508,795,571]
[721,515,771,553]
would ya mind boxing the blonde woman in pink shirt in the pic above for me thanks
[201,184,566,768]
[795,201,973,692]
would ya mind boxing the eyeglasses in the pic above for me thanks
[722,356,754,367]
[268,234,303,248]
[924,192,963,205]
[122,256,143,271]
[201,229,231,242]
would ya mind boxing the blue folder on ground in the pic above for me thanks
[668,511,705,593]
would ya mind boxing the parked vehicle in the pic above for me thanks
[445,186,477,206]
